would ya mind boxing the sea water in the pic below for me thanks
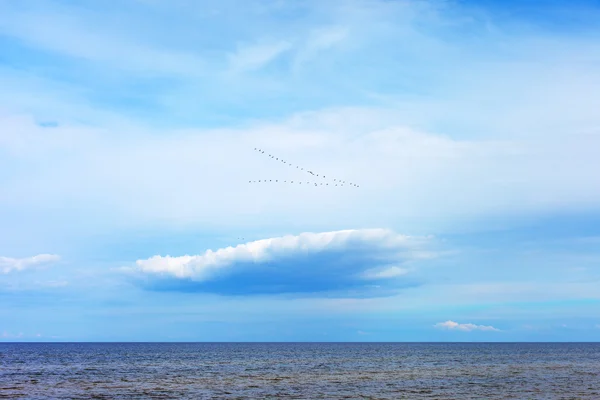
[1,342,599,399]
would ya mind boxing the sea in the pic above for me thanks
[1,343,599,399]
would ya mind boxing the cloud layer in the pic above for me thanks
[131,229,432,295]
[0,254,60,274]
[1,0,600,239]
[434,320,500,332]
[3,104,599,240]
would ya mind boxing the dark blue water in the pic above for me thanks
[1,343,599,399]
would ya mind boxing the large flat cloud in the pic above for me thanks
[129,229,434,296]
[0,254,60,274]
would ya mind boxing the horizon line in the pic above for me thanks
[2,341,599,344]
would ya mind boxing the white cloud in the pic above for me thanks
[292,26,349,70]
[1,331,24,339]
[434,320,500,332]
[307,26,348,51]
[124,228,434,296]
[0,331,49,340]
[0,254,60,274]
[133,228,425,281]
[2,105,598,236]
[0,6,206,77]
[228,40,292,72]
[34,280,69,288]
[0,0,599,240]
[361,266,408,280]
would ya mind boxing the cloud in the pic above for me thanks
[0,331,52,340]
[0,0,599,253]
[434,320,500,332]
[0,3,206,77]
[3,105,597,240]
[0,254,60,274]
[35,280,69,288]
[0,0,599,240]
[130,229,432,295]
[361,266,408,280]
[228,40,292,72]
[292,25,349,70]
[1,331,24,339]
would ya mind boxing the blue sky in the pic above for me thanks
[1,0,600,342]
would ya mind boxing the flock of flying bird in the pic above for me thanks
[249,148,360,188]
[236,148,358,243]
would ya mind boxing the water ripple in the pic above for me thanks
[1,343,599,399]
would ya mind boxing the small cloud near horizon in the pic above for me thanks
[434,320,500,332]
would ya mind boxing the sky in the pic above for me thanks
[1,0,600,342]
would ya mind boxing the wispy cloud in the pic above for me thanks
[0,331,54,340]
[34,280,69,288]
[361,266,408,280]
[228,40,292,72]
[292,25,349,70]
[129,229,431,295]
[6,105,598,235]
[0,254,60,274]
[434,320,500,332]
[0,3,206,77]
[1,331,24,339]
